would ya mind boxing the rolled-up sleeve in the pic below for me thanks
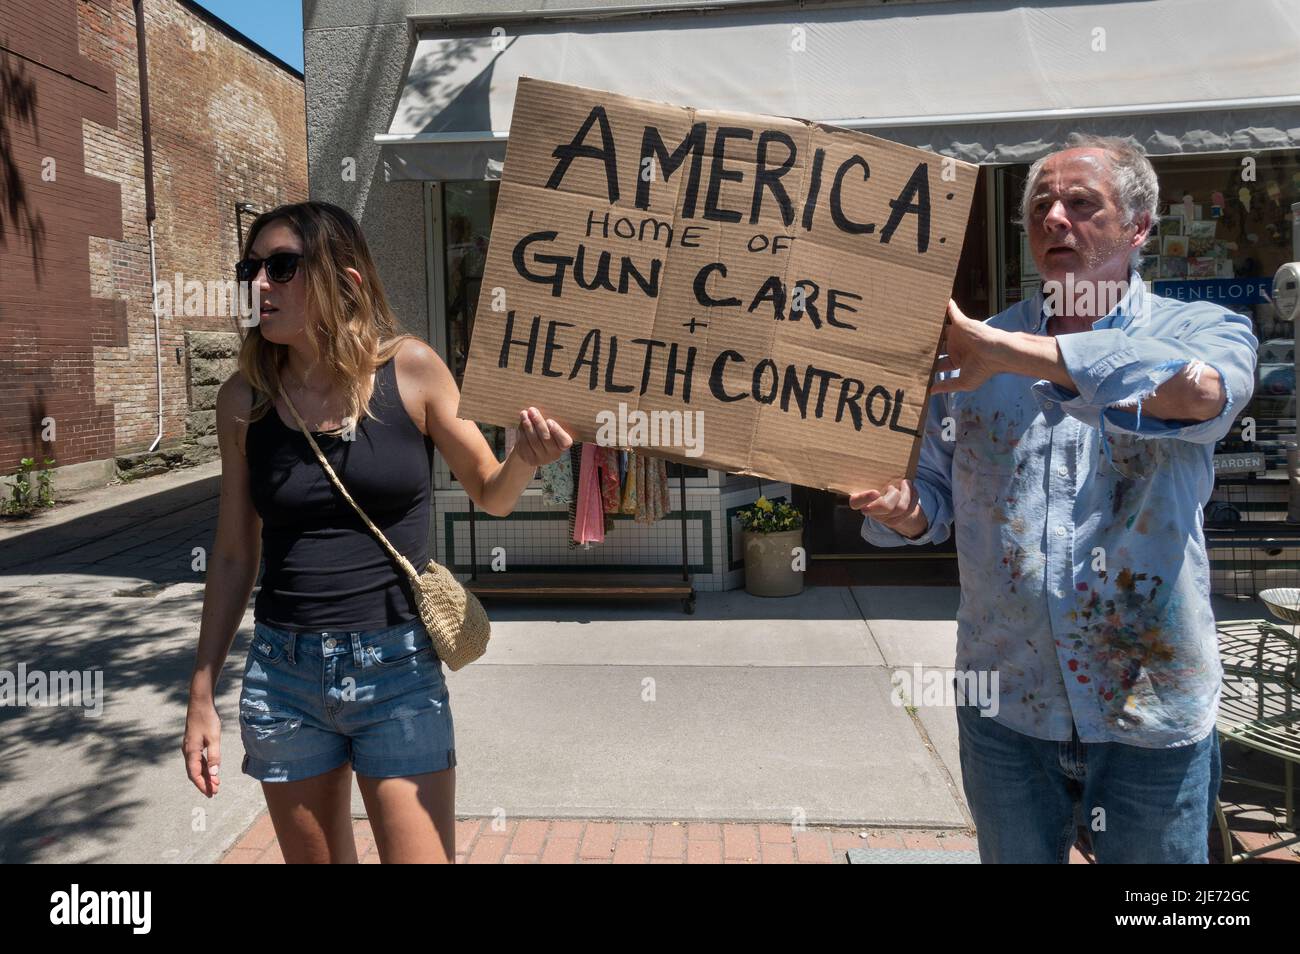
[1030,304,1257,444]
[861,389,955,547]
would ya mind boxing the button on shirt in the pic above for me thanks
[863,273,1258,748]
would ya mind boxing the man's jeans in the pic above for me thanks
[956,703,1221,863]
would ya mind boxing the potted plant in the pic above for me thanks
[737,495,804,597]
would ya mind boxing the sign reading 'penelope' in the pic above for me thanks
[457,78,977,494]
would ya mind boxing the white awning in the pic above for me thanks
[378,0,1300,180]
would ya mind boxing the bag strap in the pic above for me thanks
[277,385,422,588]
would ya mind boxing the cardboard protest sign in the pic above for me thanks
[457,77,977,495]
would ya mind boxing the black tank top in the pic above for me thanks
[246,355,435,631]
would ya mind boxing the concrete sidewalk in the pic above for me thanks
[0,462,263,863]
[440,586,968,828]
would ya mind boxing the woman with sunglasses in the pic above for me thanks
[181,201,571,862]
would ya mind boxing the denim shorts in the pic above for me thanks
[238,618,456,783]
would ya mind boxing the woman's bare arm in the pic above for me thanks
[189,373,263,702]
[183,371,263,796]
[398,338,571,516]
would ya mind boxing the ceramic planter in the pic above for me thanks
[743,527,804,597]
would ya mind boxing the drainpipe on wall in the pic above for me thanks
[134,0,164,453]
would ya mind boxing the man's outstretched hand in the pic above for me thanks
[848,478,929,540]
[932,299,1009,395]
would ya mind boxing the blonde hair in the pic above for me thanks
[236,201,418,436]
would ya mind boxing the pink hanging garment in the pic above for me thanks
[572,442,605,544]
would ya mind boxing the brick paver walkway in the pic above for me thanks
[221,810,1300,864]
[221,812,1028,863]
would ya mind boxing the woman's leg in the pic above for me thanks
[260,761,359,863]
[357,766,456,863]
[356,769,457,868]
[344,621,457,863]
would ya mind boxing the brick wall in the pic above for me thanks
[0,0,123,474]
[0,0,307,480]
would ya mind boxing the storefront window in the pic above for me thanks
[996,164,1043,308]
[1153,152,1298,475]
[998,151,1300,473]
[442,180,503,461]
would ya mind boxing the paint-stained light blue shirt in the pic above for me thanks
[863,273,1258,747]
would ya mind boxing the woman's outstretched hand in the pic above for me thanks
[515,407,574,466]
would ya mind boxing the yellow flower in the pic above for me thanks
[756,496,772,512]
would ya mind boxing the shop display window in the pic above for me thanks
[998,151,1300,472]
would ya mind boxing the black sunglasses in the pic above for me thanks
[235,251,303,284]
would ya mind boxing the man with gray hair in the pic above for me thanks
[851,134,1258,862]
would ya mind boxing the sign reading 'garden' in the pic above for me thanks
[458,78,977,494]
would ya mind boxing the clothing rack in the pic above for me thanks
[462,465,696,614]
